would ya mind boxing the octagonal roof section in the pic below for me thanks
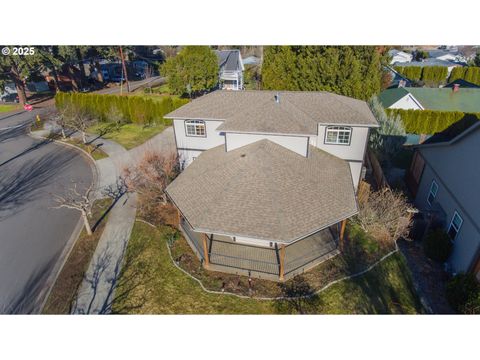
[166,139,358,243]
[165,90,378,136]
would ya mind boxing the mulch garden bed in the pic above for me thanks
[164,217,397,299]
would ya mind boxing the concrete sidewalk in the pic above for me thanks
[67,133,138,314]
[40,121,176,314]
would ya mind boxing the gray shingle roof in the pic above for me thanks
[166,139,358,243]
[165,90,378,135]
[214,50,242,72]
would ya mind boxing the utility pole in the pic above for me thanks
[119,46,130,93]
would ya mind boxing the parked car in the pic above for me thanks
[0,93,19,103]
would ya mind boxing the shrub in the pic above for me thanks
[386,108,480,134]
[422,228,452,262]
[421,66,448,86]
[369,97,406,160]
[394,66,422,81]
[448,67,467,83]
[446,273,480,314]
[448,66,480,86]
[55,92,189,126]
[354,187,413,244]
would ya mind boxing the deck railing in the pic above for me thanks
[180,217,340,279]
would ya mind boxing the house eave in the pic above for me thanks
[191,209,359,246]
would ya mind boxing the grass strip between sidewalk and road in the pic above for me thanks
[42,198,113,314]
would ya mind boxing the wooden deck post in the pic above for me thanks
[339,219,347,251]
[279,244,286,281]
[202,233,210,269]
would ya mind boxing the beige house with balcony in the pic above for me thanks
[165,90,378,281]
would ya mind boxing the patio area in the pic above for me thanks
[180,217,340,281]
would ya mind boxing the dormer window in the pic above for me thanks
[185,120,206,137]
[325,126,352,145]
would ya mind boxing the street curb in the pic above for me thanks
[28,130,100,314]
[29,130,100,192]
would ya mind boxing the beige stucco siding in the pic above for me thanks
[173,119,225,151]
[316,125,368,162]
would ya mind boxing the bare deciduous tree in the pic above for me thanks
[354,184,415,244]
[53,183,93,235]
[123,151,180,221]
[62,104,95,144]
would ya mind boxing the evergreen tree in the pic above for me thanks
[261,46,386,100]
[161,46,218,96]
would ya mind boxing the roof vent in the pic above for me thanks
[274,93,280,103]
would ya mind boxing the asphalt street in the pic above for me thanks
[0,109,93,313]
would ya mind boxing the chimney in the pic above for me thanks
[453,83,460,93]
[274,93,280,103]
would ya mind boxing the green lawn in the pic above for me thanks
[64,138,109,160]
[88,123,167,150]
[112,221,424,314]
[0,104,20,113]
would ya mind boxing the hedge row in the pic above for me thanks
[394,65,448,84]
[55,92,189,125]
[448,66,480,86]
[386,108,480,134]
[395,65,480,86]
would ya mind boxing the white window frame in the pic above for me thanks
[427,180,438,206]
[185,120,206,137]
[448,211,463,240]
[324,126,352,145]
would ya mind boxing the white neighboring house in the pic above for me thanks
[379,88,424,110]
[167,90,378,190]
[388,49,413,64]
[214,50,244,90]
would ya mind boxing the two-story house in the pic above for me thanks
[165,90,378,281]
[407,121,480,279]
[214,50,244,90]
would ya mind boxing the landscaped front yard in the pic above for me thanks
[111,221,424,314]
[88,123,167,150]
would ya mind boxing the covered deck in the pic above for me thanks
[179,217,344,281]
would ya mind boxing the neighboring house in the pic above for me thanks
[389,49,413,64]
[165,90,378,281]
[378,87,480,112]
[384,65,412,88]
[214,50,244,90]
[406,122,480,278]
[242,55,261,66]
[393,58,464,75]
[428,49,468,65]
[444,79,480,89]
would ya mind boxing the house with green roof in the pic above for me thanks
[379,87,480,113]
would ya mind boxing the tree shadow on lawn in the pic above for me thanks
[71,224,152,314]
[274,276,323,314]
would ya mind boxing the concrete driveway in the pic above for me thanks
[0,109,93,313]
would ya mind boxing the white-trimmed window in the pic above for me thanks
[427,180,438,205]
[448,211,463,240]
[325,126,352,145]
[185,120,206,137]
